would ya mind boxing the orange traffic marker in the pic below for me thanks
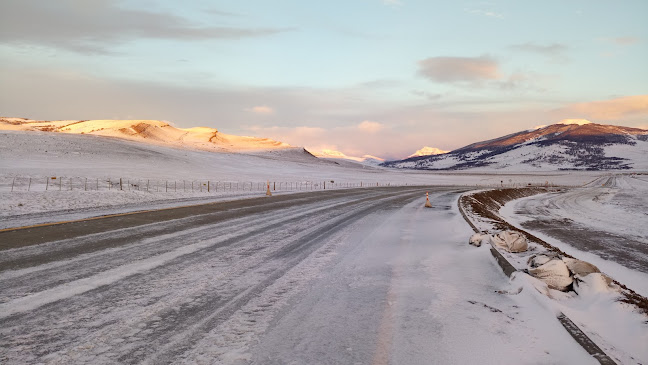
[266,181,272,196]
[425,192,432,208]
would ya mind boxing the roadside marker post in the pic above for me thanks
[425,192,432,208]
[266,181,272,197]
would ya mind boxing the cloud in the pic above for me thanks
[411,90,442,101]
[554,95,648,120]
[205,8,241,17]
[4,62,646,160]
[509,43,568,55]
[599,37,641,45]
[383,0,403,7]
[246,123,409,160]
[357,120,384,133]
[249,106,274,115]
[418,56,501,83]
[0,0,292,54]
[464,8,503,19]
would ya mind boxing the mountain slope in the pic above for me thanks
[383,121,648,171]
[0,118,293,153]
[311,149,385,166]
[407,146,449,158]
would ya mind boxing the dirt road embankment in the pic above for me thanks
[459,187,648,315]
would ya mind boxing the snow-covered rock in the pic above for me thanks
[489,231,528,253]
[469,233,484,247]
[527,254,573,291]
[562,257,600,277]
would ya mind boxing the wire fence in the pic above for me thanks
[0,176,415,193]
[0,175,569,193]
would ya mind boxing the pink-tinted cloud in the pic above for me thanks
[356,120,384,133]
[418,56,500,83]
[248,105,274,115]
[554,95,648,120]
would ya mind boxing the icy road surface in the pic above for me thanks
[0,187,594,364]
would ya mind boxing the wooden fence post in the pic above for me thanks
[11,177,16,192]
[28,177,32,191]
[120,178,123,191]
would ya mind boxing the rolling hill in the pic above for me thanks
[0,118,292,153]
[382,120,648,171]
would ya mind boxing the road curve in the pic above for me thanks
[0,187,435,363]
[0,186,596,364]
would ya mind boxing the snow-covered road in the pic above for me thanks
[501,174,648,297]
[0,187,596,364]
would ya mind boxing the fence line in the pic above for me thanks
[0,175,569,193]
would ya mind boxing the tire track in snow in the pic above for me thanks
[0,192,383,302]
[0,187,432,364]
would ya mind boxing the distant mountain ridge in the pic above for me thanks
[312,149,385,165]
[382,121,648,171]
[0,118,293,153]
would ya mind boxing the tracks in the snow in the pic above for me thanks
[0,186,456,364]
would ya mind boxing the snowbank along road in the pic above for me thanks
[0,187,598,364]
[501,175,648,297]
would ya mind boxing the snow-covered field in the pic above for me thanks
[1,130,600,228]
[461,185,648,364]
[501,174,648,296]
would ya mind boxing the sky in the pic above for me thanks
[1,0,647,160]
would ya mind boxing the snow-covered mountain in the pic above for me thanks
[311,149,385,166]
[383,120,648,171]
[407,146,449,158]
[0,118,293,153]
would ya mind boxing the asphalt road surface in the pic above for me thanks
[0,186,595,364]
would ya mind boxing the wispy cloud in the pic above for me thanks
[464,8,503,19]
[0,0,293,54]
[205,8,241,17]
[599,36,641,45]
[383,0,403,7]
[411,90,442,101]
[357,120,384,133]
[418,56,500,83]
[248,106,275,115]
[553,95,648,120]
[509,43,568,55]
